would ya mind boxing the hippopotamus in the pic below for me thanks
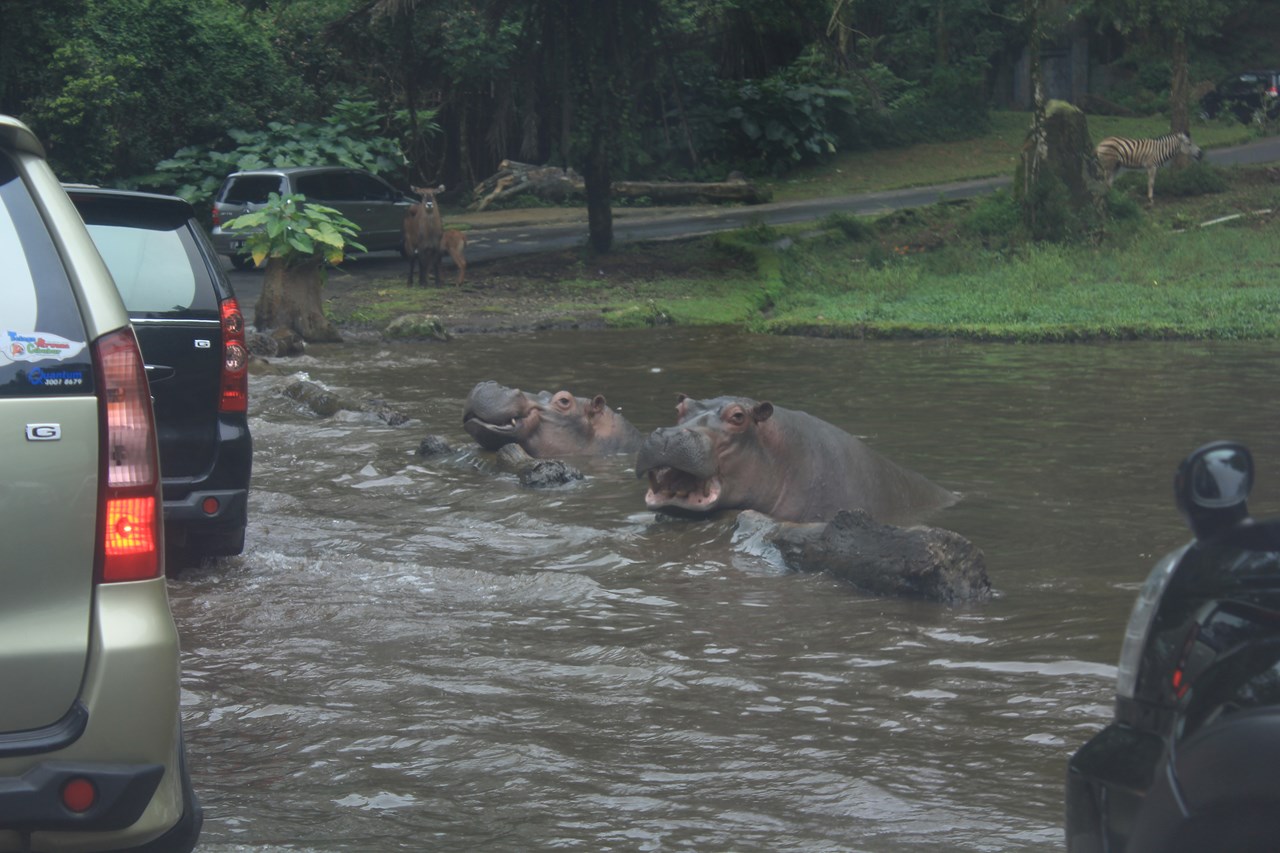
[462,380,643,457]
[634,394,957,524]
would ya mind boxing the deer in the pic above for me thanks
[440,228,468,286]
[404,184,446,287]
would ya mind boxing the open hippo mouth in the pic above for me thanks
[643,466,723,512]
[463,411,530,444]
[635,426,722,513]
[462,381,543,451]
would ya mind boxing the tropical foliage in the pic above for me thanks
[1,0,1275,215]
[140,99,410,209]
[222,193,366,269]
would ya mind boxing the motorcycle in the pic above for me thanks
[1066,440,1280,853]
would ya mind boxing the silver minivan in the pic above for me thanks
[208,166,414,269]
[0,115,201,850]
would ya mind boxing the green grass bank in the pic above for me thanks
[328,112,1280,342]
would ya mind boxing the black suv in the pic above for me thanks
[69,188,252,558]
[1199,70,1280,123]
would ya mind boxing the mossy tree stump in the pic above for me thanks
[1016,101,1109,241]
[256,258,342,343]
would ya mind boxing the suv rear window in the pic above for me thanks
[294,171,345,200]
[83,225,209,315]
[221,174,283,204]
[294,170,397,202]
[75,193,220,318]
[0,154,95,398]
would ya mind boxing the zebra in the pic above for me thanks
[1094,132,1204,203]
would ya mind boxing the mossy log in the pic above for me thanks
[469,160,771,211]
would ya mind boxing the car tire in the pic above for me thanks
[188,525,247,558]
[228,253,256,271]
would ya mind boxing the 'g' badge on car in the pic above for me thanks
[26,424,61,441]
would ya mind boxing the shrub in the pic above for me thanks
[822,212,875,241]
[736,217,783,245]
[719,75,856,173]
[960,191,1023,244]
[1156,162,1229,197]
[222,193,365,269]
[1020,169,1075,243]
[893,62,992,143]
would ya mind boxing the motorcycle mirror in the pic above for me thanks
[1174,441,1253,539]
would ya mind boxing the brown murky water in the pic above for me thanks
[168,329,1280,851]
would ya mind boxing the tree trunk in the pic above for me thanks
[457,100,475,190]
[584,126,613,253]
[1170,31,1191,142]
[1016,101,1109,241]
[468,160,770,209]
[255,259,342,343]
[663,47,699,167]
[935,0,948,67]
[1022,1,1048,235]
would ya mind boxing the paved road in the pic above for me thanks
[227,135,1280,306]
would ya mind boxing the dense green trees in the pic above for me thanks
[0,0,1274,248]
[2,0,311,183]
[1084,0,1251,135]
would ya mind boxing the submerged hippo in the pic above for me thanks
[462,380,643,457]
[635,394,956,524]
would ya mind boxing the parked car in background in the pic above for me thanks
[0,114,201,850]
[1199,69,1280,123]
[209,165,415,269]
[68,187,252,558]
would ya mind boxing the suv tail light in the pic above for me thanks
[94,327,162,582]
[1269,84,1278,97]
[210,205,221,227]
[220,297,248,413]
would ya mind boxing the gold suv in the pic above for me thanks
[0,116,201,850]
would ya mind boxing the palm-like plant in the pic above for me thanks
[223,193,366,342]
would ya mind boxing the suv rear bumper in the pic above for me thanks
[0,762,163,830]
[163,486,248,529]
[208,225,250,257]
[0,581,200,852]
[162,415,251,540]
[0,753,202,853]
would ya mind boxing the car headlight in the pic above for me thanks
[1115,544,1190,699]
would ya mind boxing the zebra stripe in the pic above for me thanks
[1095,132,1202,202]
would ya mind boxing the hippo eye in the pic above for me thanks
[553,393,573,408]
[726,409,746,425]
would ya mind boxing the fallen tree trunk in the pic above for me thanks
[470,161,584,211]
[469,160,770,210]
[612,178,771,204]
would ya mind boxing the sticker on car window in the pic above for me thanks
[28,367,85,388]
[3,330,87,363]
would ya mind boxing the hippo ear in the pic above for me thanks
[752,401,774,423]
[588,394,607,417]
[675,393,691,419]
